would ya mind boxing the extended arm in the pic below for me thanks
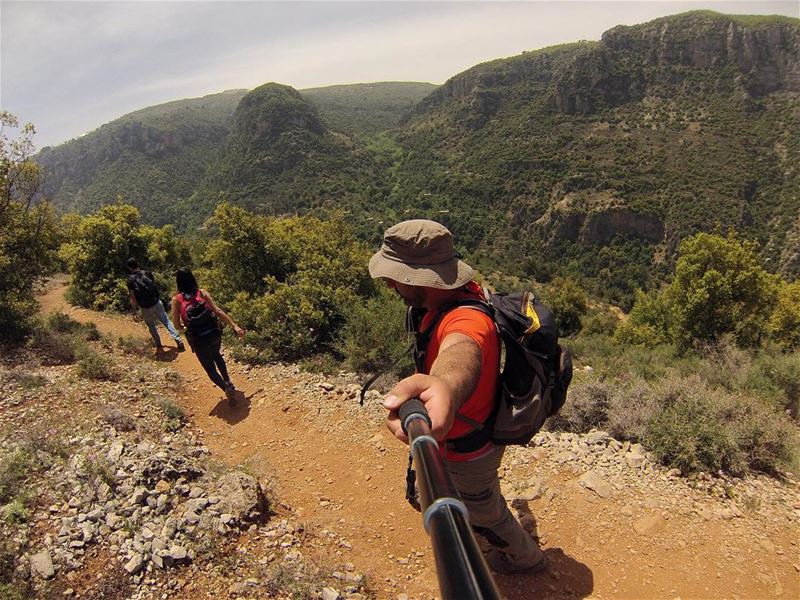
[201,290,245,338]
[384,332,482,442]
[171,297,184,331]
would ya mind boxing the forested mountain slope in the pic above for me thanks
[180,83,379,227]
[387,11,799,302]
[35,11,799,302]
[36,90,247,225]
[300,81,438,137]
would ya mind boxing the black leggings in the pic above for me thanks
[192,334,230,390]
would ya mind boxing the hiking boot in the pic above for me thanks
[486,549,548,574]
[176,341,186,352]
[225,383,237,407]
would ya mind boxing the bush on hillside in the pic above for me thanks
[0,113,61,343]
[548,371,797,476]
[59,203,189,311]
[769,280,800,350]
[338,287,413,375]
[618,233,785,349]
[543,277,588,337]
[644,376,797,476]
[667,233,779,348]
[614,288,672,346]
[203,204,375,362]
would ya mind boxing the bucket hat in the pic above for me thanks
[368,220,475,289]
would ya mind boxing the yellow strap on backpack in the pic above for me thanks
[524,293,541,335]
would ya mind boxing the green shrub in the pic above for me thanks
[0,451,29,504]
[75,348,116,381]
[753,350,800,420]
[205,205,375,362]
[117,334,151,356]
[158,399,187,431]
[543,277,588,337]
[59,203,188,311]
[548,378,611,433]
[614,288,672,346]
[665,233,779,347]
[644,377,797,476]
[338,288,413,376]
[2,370,47,390]
[580,309,620,336]
[29,329,80,364]
[45,311,83,333]
[2,498,30,525]
[769,280,800,350]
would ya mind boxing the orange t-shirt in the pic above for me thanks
[420,286,500,462]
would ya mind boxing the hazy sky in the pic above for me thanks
[2,1,797,148]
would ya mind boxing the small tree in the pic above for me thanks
[664,232,778,347]
[59,203,186,310]
[0,113,61,342]
[545,276,588,337]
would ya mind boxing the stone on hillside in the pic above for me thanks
[124,554,144,574]
[626,453,647,469]
[30,549,55,579]
[633,515,666,536]
[130,487,148,505]
[107,442,125,463]
[136,454,203,487]
[578,471,612,499]
[586,430,610,444]
[161,517,178,539]
[322,588,342,600]
[214,472,268,523]
[320,382,335,392]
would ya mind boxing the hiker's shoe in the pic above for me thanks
[486,549,548,574]
[225,383,237,406]
[176,341,186,352]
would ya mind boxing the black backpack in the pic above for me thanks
[128,270,160,309]
[411,289,573,448]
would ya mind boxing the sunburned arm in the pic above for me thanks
[383,332,482,442]
[201,290,245,338]
[430,333,482,408]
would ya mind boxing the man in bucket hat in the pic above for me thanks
[369,219,547,574]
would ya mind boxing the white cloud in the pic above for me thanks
[1,0,797,147]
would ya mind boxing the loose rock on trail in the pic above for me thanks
[19,278,800,599]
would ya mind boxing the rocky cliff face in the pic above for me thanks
[534,191,664,245]
[553,13,800,114]
[412,12,799,120]
[602,13,800,94]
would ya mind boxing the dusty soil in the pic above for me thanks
[38,278,800,599]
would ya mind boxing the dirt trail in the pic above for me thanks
[40,279,800,600]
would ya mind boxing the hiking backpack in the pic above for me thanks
[128,270,160,309]
[176,290,220,340]
[411,290,573,447]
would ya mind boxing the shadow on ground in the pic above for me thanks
[493,548,593,599]
[209,389,256,424]
[154,347,179,362]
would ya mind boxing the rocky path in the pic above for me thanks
[39,279,800,599]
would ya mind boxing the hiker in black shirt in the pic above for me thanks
[126,258,184,352]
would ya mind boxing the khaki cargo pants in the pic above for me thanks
[447,445,543,568]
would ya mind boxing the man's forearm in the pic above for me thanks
[429,339,482,411]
